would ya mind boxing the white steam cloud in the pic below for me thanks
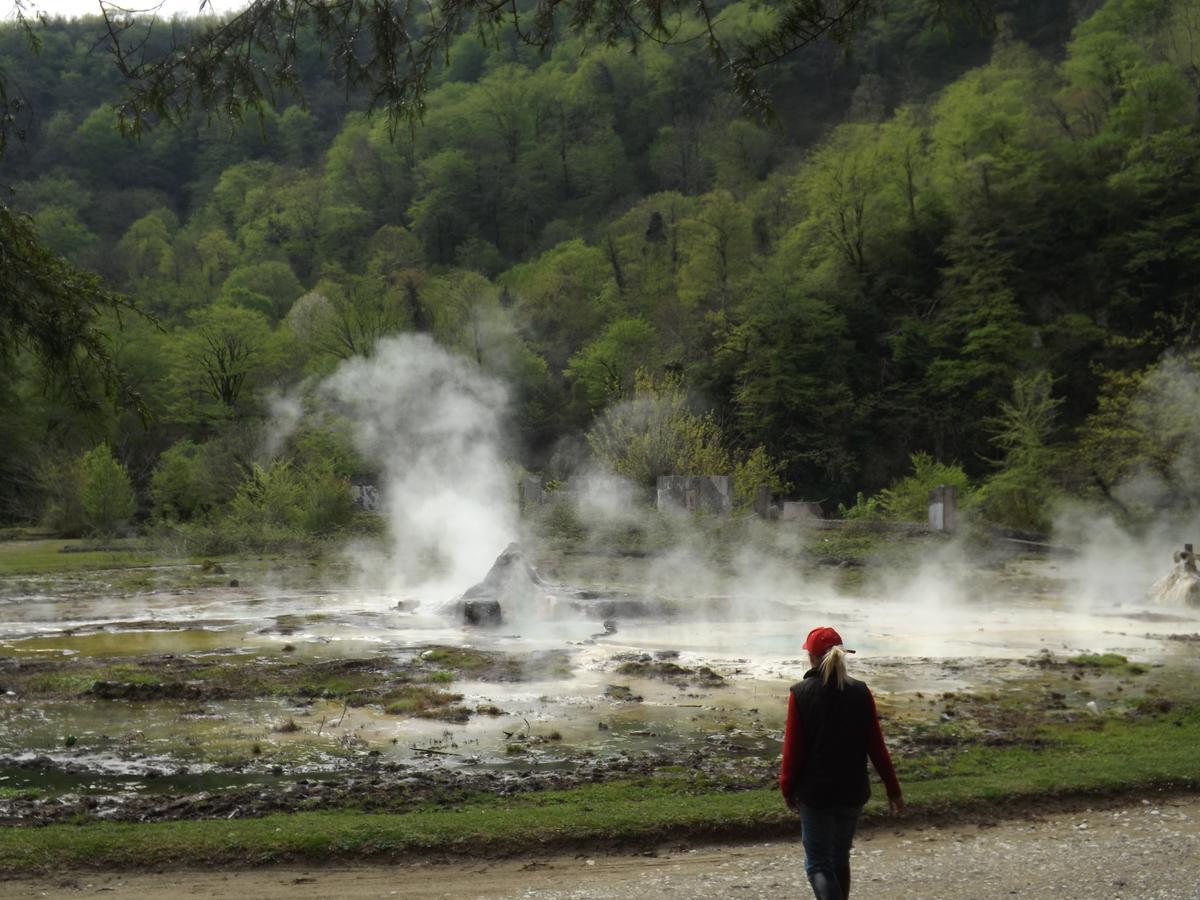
[1054,353,1200,610]
[318,334,516,596]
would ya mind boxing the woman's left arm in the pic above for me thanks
[865,688,903,806]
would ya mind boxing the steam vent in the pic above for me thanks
[1152,544,1200,607]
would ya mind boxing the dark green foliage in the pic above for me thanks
[100,0,994,134]
[2,1,1199,531]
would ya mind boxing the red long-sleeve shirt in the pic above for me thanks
[779,680,901,805]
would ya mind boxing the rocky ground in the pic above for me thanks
[3,793,1198,899]
[0,748,771,826]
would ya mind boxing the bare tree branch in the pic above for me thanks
[100,0,993,133]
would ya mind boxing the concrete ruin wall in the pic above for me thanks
[780,501,823,521]
[349,475,381,512]
[656,475,732,515]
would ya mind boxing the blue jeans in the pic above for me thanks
[798,803,861,878]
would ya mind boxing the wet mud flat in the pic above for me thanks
[2,550,1200,828]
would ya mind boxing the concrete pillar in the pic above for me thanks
[928,485,957,532]
[753,485,772,518]
[519,476,544,509]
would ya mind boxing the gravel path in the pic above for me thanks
[5,794,1200,899]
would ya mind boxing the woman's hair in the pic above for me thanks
[818,645,848,689]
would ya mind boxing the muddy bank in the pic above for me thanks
[0,747,776,826]
[3,645,1172,828]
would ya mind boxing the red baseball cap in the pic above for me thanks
[803,626,855,657]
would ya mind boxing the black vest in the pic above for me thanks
[789,671,874,808]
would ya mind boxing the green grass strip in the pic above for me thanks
[0,539,161,575]
[2,712,1199,874]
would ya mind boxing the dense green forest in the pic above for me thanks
[1,0,1198,541]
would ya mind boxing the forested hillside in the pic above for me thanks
[1,0,1197,539]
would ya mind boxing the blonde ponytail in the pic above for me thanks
[819,645,848,689]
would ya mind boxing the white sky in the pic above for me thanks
[6,0,251,21]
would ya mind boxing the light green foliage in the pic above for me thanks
[211,161,279,231]
[731,446,788,512]
[220,262,304,321]
[879,452,972,522]
[585,370,783,508]
[1077,352,1200,516]
[792,122,892,274]
[31,205,96,262]
[366,225,425,279]
[565,317,660,412]
[677,190,753,314]
[36,453,86,537]
[10,0,1200,528]
[79,444,137,536]
[929,44,1048,210]
[277,105,318,166]
[970,371,1063,531]
[587,370,728,488]
[838,492,886,520]
[502,239,614,369]
[407,149,479,263]
[289,424,365,479]
[172,305,281,417]
[192,227,239,287]
[225,459,353,536]
[116,209,178,283]
[322,113,416,221]
[150,440,224,522]
[712,118,778,192]
[425,270,504,365]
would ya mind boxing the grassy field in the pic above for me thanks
[1,708,1197,874]
[0,539,164,576]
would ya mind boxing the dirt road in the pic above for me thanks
[6,794,1199,899]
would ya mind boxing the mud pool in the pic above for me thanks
[2,547,1199,823]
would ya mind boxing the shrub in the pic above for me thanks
[79,444,137,536]
[879,452,972,522]
[838,492,885,520]
[225,458,353,536]
[225,460,304,529]
[732,445,788,512]
[969,372,1063,532]
[38,454,86,537]
[296,460,355,533]
[150,440,223,522]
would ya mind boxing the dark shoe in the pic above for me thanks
[836,866,851,900]
[808,870,842,900]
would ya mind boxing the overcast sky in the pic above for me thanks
[5,0,250,21]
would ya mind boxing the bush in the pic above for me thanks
[226,460,305,529]
[79,444,137,536]
[587,370,728,487]
[837,492,885,520]
[37,454,86,537]
[225,458,354,536]
[732,445,788,512]
[879,452,972,522]
[296,460,355,533]
[587,370,787,512]
[150,440,224,522]
[969,372,1063,532]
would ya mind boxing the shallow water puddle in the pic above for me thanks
[2,554,1199,800]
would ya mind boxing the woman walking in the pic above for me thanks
[780,626,904,900]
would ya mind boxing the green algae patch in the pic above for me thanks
[1068,653,1149,675]
[381,685,467,721]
